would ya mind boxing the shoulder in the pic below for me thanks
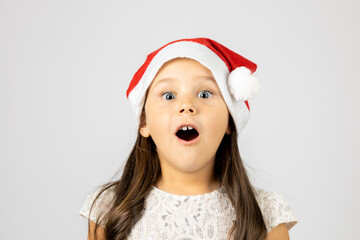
[253,186,298,233]
[79,185,116,227]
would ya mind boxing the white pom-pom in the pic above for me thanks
[227,66,261,101]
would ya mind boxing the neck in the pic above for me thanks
[155,172,220,195]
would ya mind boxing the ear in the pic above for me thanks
[139,124,151,138]
[225,124,231,135]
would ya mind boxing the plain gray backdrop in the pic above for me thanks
[1,0,359,239]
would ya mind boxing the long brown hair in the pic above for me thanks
[88,97,267,240]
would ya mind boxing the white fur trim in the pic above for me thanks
[128,41,251,136]
[228,67,261,101]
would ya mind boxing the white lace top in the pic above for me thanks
[79,185,298,239]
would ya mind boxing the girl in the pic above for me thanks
[79,37,298,240]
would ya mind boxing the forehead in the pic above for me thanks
[149,58,216,87]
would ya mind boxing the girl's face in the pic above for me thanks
[140,58,231,176]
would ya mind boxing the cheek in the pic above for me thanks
[146,107,172,135]
[206,104,229,128]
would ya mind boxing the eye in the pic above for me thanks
[161,92,176,100]
[198,90,213,99]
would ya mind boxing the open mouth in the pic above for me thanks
[176,128,199,141]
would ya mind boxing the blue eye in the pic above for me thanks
[198,90,213,98]
[161,92,176,100]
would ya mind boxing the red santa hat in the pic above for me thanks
[126,37,261,137]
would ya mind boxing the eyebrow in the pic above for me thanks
[152,76,217,89]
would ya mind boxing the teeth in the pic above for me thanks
[180,126,194,131]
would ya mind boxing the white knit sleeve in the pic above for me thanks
[79,186,115,228]
[254,187,298,233]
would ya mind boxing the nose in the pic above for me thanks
[179,105,195,114]
[178,98,196,115]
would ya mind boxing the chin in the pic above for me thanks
[175,160,210,173]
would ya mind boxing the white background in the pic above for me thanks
[1,0,359,239]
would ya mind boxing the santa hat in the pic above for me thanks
[126,37,261,139]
